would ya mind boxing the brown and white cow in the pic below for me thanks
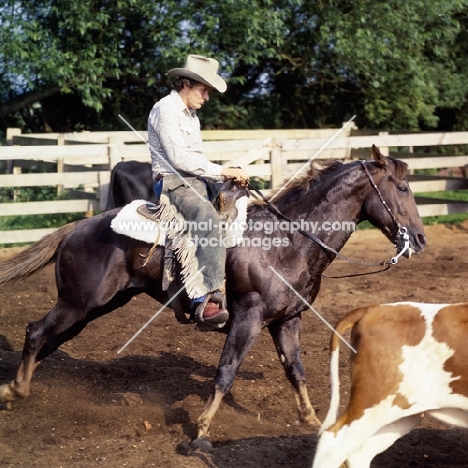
[312,302,468,468]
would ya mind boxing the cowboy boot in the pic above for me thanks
[193,290,229,330]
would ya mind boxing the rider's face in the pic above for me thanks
[180,83,212,110]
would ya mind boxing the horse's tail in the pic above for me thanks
[319,305,371,434]
[0,221,78,285]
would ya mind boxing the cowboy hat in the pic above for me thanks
[168,54,227,93]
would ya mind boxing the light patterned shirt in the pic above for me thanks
[148,90,223,181]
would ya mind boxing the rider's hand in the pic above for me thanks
[221,167,249,187]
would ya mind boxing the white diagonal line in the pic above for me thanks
[117,114,208,203]
[269,115,356,203]
[117,266,206,354]
[268,266,356,353]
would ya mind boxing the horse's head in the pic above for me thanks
[361,145,426,258]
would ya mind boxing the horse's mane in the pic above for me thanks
[263,156,408,203]
[266,159,344,202]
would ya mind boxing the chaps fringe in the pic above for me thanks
[0,222,78,285]
[148,203,204,299]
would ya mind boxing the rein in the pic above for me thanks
[247,160,410,278]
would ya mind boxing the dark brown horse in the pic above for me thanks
[0,146,426,449]
[105,160,158,210]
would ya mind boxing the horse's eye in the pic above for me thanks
[398,185,409,194]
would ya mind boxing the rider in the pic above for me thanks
[147,54,249,328]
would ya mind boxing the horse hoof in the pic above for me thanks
[190,435,213,452]
[299,413,321,429]
[309,415,322,428]
[0,383,16,403]
[0,401,13,411]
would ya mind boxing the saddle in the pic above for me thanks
[213,179,249,224]
[136,178,249,224]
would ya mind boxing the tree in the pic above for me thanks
[224,0,468,131]
[0,0,290,133]
[1,0,468,135]
[314,0,468,130]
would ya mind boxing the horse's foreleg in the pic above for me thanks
[192,312,263,449]
[190,387,225,451]
[268,315,320,427]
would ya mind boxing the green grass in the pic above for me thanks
[0,213,85,231]
[357,189,468,229]
[0,186,87,234]
[417,190,468,201]
[422,213,468,225]
[0,185,60,203]
[0,185,90,247]
[0,213,87,248]
[416,190,468,225]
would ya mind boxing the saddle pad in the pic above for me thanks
[223,194,249,248]
[110,200,167,245]
[111,197,249,247]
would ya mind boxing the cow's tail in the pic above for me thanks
[319,306,371,433]
[0,221,78,285]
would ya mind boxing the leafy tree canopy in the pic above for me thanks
[0,0,467,135]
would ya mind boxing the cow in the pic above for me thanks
[105,160,156,210]
[312,301,468,468]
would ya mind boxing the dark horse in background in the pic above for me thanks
[0,146,426,449]
[105,160,156,209]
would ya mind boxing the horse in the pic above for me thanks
[0,145,426,449]
[105,160,157,210]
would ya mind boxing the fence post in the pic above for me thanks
[6,128,22,174]
[108,134,123,169]
[13,166,21,202]
[57,134,64,196]
[98,171,111,212]
[270,138,283,188]
[6,127,21,145]
[408,145,414,175]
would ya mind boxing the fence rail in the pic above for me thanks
[1,127,467,244]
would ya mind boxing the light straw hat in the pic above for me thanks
[168,54,227,93]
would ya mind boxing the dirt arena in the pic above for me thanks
[1,221,468,468]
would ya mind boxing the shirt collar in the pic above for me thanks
[170,89,196,118]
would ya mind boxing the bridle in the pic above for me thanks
[247,160,411,278]
[361,161,410,265]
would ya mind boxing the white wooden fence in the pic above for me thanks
[1,127,468,244]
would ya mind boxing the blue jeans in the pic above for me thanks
[161,175,225,298]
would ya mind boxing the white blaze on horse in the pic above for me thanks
[313,301,468,468]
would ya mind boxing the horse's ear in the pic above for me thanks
[371,144,388,167]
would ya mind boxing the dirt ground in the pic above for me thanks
[1,221,468,468]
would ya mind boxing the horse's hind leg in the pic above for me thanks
[0,301,87,403]
[268,315,320,427]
